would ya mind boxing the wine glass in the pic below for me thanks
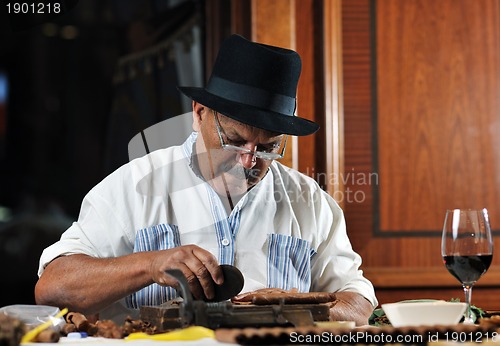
[441,209,494,324]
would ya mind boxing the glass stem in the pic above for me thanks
[463,284,474,324]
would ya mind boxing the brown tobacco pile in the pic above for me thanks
[479,315,500,328]
[0,311,154,344]
[0,313,60,344]
[0,314,27,346]
[61,312,157,339]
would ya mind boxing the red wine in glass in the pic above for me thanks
[441,209,494,324]
[443,255,492,285]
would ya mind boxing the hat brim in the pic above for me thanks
[178,86,320,136]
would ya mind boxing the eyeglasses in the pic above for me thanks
[212,110,287,161]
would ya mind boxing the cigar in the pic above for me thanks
[66,312,90,332]
[232,288,289,302]
[251,292,337,305]
[34,329,60,343]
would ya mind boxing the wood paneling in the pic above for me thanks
[342,0,375,251]
[343,0,500,308]
[295,0,318,174]
[230,0,251,39]
[204,0,232,80]
[323,0,345,205]
[251,0,295,48]
[366,265,500,288]
[250,0,296,169]
[377,0,500,232]
[295,0,326,183]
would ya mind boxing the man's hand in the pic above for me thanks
[328,291,374,326]
[232,288,373,326]
[149,245,223,300]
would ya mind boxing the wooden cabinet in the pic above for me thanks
[343,0,500,309]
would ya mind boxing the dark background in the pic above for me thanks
[0,0,205,306]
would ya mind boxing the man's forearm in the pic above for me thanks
[35,245,224,316]
[35,253,155,315]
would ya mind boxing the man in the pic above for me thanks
[35,35,377,325]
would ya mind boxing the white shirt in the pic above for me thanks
[39,133,377,322]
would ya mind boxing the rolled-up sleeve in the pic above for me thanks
[38,187,134,276]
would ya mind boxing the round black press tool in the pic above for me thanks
[208,264,244,302]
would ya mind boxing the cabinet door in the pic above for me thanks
[343,0,500,308]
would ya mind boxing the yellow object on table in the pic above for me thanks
[126,326,215,341]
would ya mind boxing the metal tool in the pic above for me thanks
[140,268,330,330]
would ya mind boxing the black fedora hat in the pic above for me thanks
[178,35,319,136]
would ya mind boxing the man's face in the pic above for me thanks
[192,102,285,199]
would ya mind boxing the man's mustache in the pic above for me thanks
[220,162,260,181]
[244,168,260,180]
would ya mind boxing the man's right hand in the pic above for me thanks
[149,245,224,300]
